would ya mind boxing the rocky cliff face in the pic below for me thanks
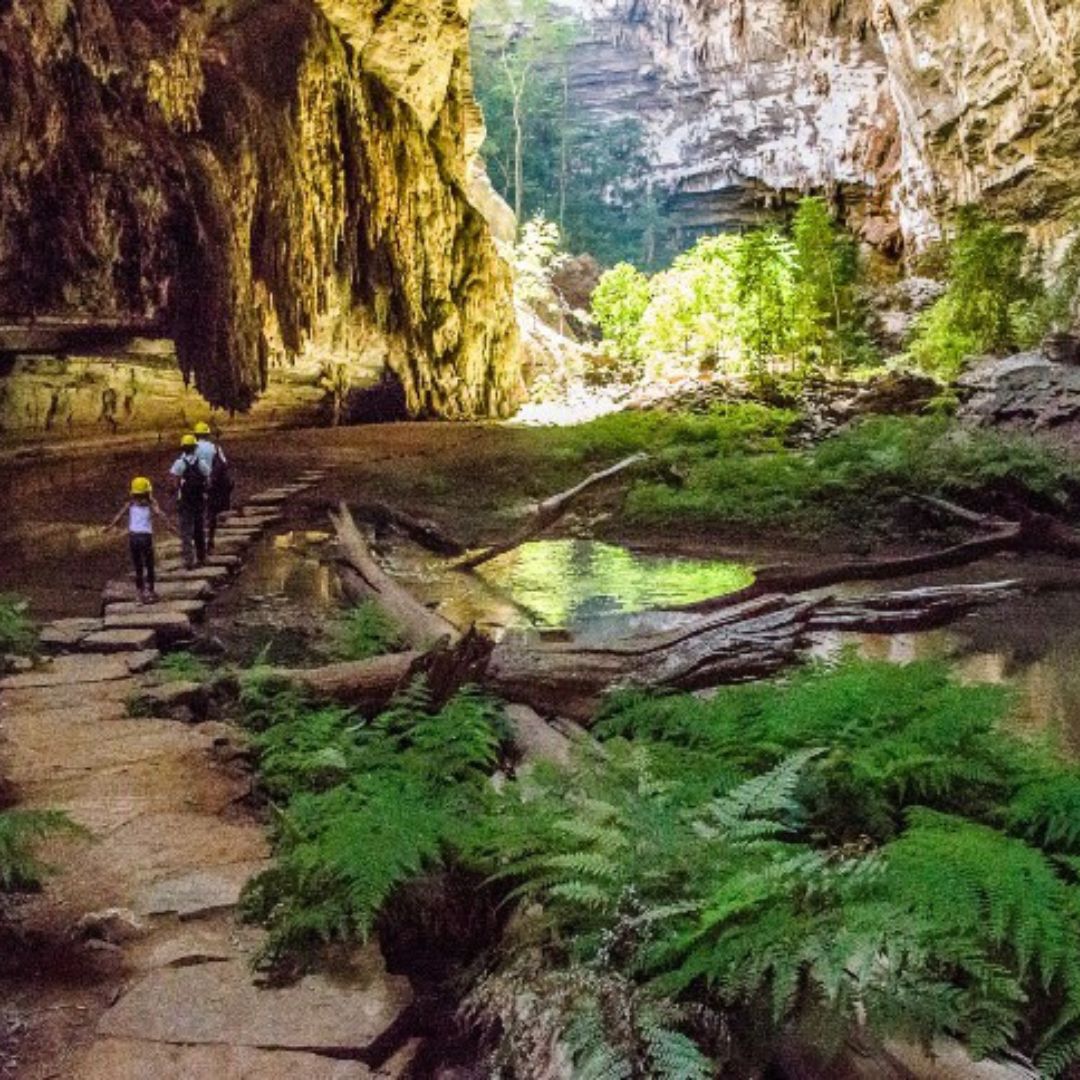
[564,0,1080,253]
[0,0,521,421]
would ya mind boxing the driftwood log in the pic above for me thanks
[331,502,459,649]
[453,452,647,570]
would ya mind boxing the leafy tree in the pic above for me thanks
[591,262,651,364]
[510,214,565,306]
[790,196,864,366]
[734,228,799,376]
[909,208,1046,376]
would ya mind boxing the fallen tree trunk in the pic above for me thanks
[679,526,1023,613]
[280,651,420,711]
[454,453,647,571]
[347,502,466,557]
[331,502,460,649]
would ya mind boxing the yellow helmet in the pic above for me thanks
[130,476,152,496]
[194,421,211,435]
[181,433,197,448]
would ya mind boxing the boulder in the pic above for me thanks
[74,908,147,945]
[956,352,1080,430]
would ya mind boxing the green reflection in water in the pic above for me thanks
[478,539,754,627]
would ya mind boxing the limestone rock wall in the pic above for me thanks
[0,0,521,419]
[564,0,1080,252]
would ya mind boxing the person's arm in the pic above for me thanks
[106,501,129,530]
[151,497,179,534]
[168,458,183,492]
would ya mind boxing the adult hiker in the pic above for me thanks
[193,420,234,552]
[170,433,210,568]
[106,477,176,603]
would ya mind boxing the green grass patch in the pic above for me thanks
[622,414,1080,537]
[0,594,36,662]
[0,810,83,891]
[152,650,213,683]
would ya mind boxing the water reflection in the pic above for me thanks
[474,539,754,628]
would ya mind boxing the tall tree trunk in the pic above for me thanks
[512,90,525,226]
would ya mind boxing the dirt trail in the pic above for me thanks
[0,472,415,1079]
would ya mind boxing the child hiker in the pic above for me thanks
[106,477,175,603]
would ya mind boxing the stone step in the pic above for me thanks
[208,539,249,557]
[205,553,242,569]
[245,490,291,505]
[151,565,230,584]
[103,579,212,605]
[103,612,193,646]
[79,627,159,653]
[0,650,159,690]
[38,617,104,653]
[104,599,207,622]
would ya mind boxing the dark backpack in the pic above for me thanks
[178,455,207,507]
[208,446,234,506]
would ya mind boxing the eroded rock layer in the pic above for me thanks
[568,0,1080,250]
[0,0,520,417]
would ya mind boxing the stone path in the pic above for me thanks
[0,472,417,1078]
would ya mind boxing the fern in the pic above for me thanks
[1006,772,1080,853]
[329,600,404,661]
[240,677,507,969]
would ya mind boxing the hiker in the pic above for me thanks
[106,477,175,604]
[170,433,210,568]
[193,420,234,552]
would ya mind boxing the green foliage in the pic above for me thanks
[472,0,659,265]
[240,678,507,967]
[622,414,1080,536]
[236,653,1080,1073]
[591,262,651,364]
[589,198,873,380]
[330,601,403,662]
[0,810,81,891]
[153,650,212,683]
[908,209,1047,377]
[0,594,36,662]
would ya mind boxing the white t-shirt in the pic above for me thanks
[195,439,226,472]
[129,502,153,534]
[170,451,210,479]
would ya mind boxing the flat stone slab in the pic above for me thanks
[133,862,267,920]
[105,599,207,622]
[205,554,242,569]
[1,650,158,689]
[245,490,291,505]
[81,627,159,653]
[104,580,212,604]
[97,948,411,1050]
[104,612,193,646]
[74,1039,387,1080]
[39,617,104,652]
[154,565,230,584]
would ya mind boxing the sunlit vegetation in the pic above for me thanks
[238,658,1080,1074]
[591,197,872,381]
[906,208,1075,377]
[532,404,1079,540]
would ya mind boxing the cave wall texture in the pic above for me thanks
[565,0,1080,253]
[0,0,521,420]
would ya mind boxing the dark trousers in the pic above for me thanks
[129,533,155,591]
[179,503,206,567]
